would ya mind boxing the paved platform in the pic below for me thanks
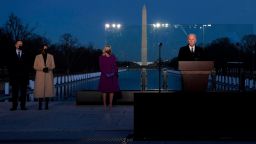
[1,102,256,144]
[0,102,133,143]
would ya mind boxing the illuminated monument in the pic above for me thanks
[141,5,148,90]
[141,5,148,66]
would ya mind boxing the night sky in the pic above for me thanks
[1,0,256,60]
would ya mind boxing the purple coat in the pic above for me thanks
[98,55,120,93]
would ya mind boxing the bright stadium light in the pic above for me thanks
[117,24,121,29]
[105,23,110,29]
[156,23,161,28]
[152,22,170,29]
[105,23,122,30]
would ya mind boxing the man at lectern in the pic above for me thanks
[178,33,204,61]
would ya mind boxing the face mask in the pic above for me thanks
[105,49,111,55]
[18,46,23,50]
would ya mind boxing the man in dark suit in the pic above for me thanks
[178,33,204,61]
[8,40,30,111]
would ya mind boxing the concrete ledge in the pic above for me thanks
[76,91,134,105]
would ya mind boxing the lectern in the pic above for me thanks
[179,61,214,92]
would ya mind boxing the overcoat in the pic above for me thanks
[33,54,55,98]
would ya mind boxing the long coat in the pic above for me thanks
[98,55,120,93]
[7,47,30,86]
[33,53,55,98]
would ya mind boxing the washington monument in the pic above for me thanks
[141,5,148,66]
[141,5,148,90]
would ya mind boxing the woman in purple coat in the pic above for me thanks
[98,45,120,111]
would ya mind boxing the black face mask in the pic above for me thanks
[42,49,47,54]
[18,46,23,50]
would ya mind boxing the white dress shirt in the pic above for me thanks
[16,49,22,57]
[189,45,195,53]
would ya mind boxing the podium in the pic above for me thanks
[179,61,214,92]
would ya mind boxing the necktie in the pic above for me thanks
[18,51,21,58]
[190,47,194,53]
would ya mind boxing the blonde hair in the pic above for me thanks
[102,45,112,56]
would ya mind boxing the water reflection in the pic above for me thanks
[48,69,183,101]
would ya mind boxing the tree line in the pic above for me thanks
[0,14,103,77]
[1,14,256,77]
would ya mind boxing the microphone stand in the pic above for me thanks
[158,42,162,93]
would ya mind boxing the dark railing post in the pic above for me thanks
[254,71,256,90]
[211,68,216,92]
[239,64,245,92]
[158,43,162,93]
[141,68,147,91]
[162,69,168,91]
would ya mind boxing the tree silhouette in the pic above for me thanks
[241,34,256,70]
[0,14,105,77]
[59,33,80,74]
[4,13,34,41]
[241,34,256,53]
[204,37,240,68]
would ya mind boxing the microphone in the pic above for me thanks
[159,42,163,48]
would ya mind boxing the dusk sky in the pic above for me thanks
[1,0,256,60]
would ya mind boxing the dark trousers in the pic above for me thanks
[11,80,27,109]
[38,98,49,110]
